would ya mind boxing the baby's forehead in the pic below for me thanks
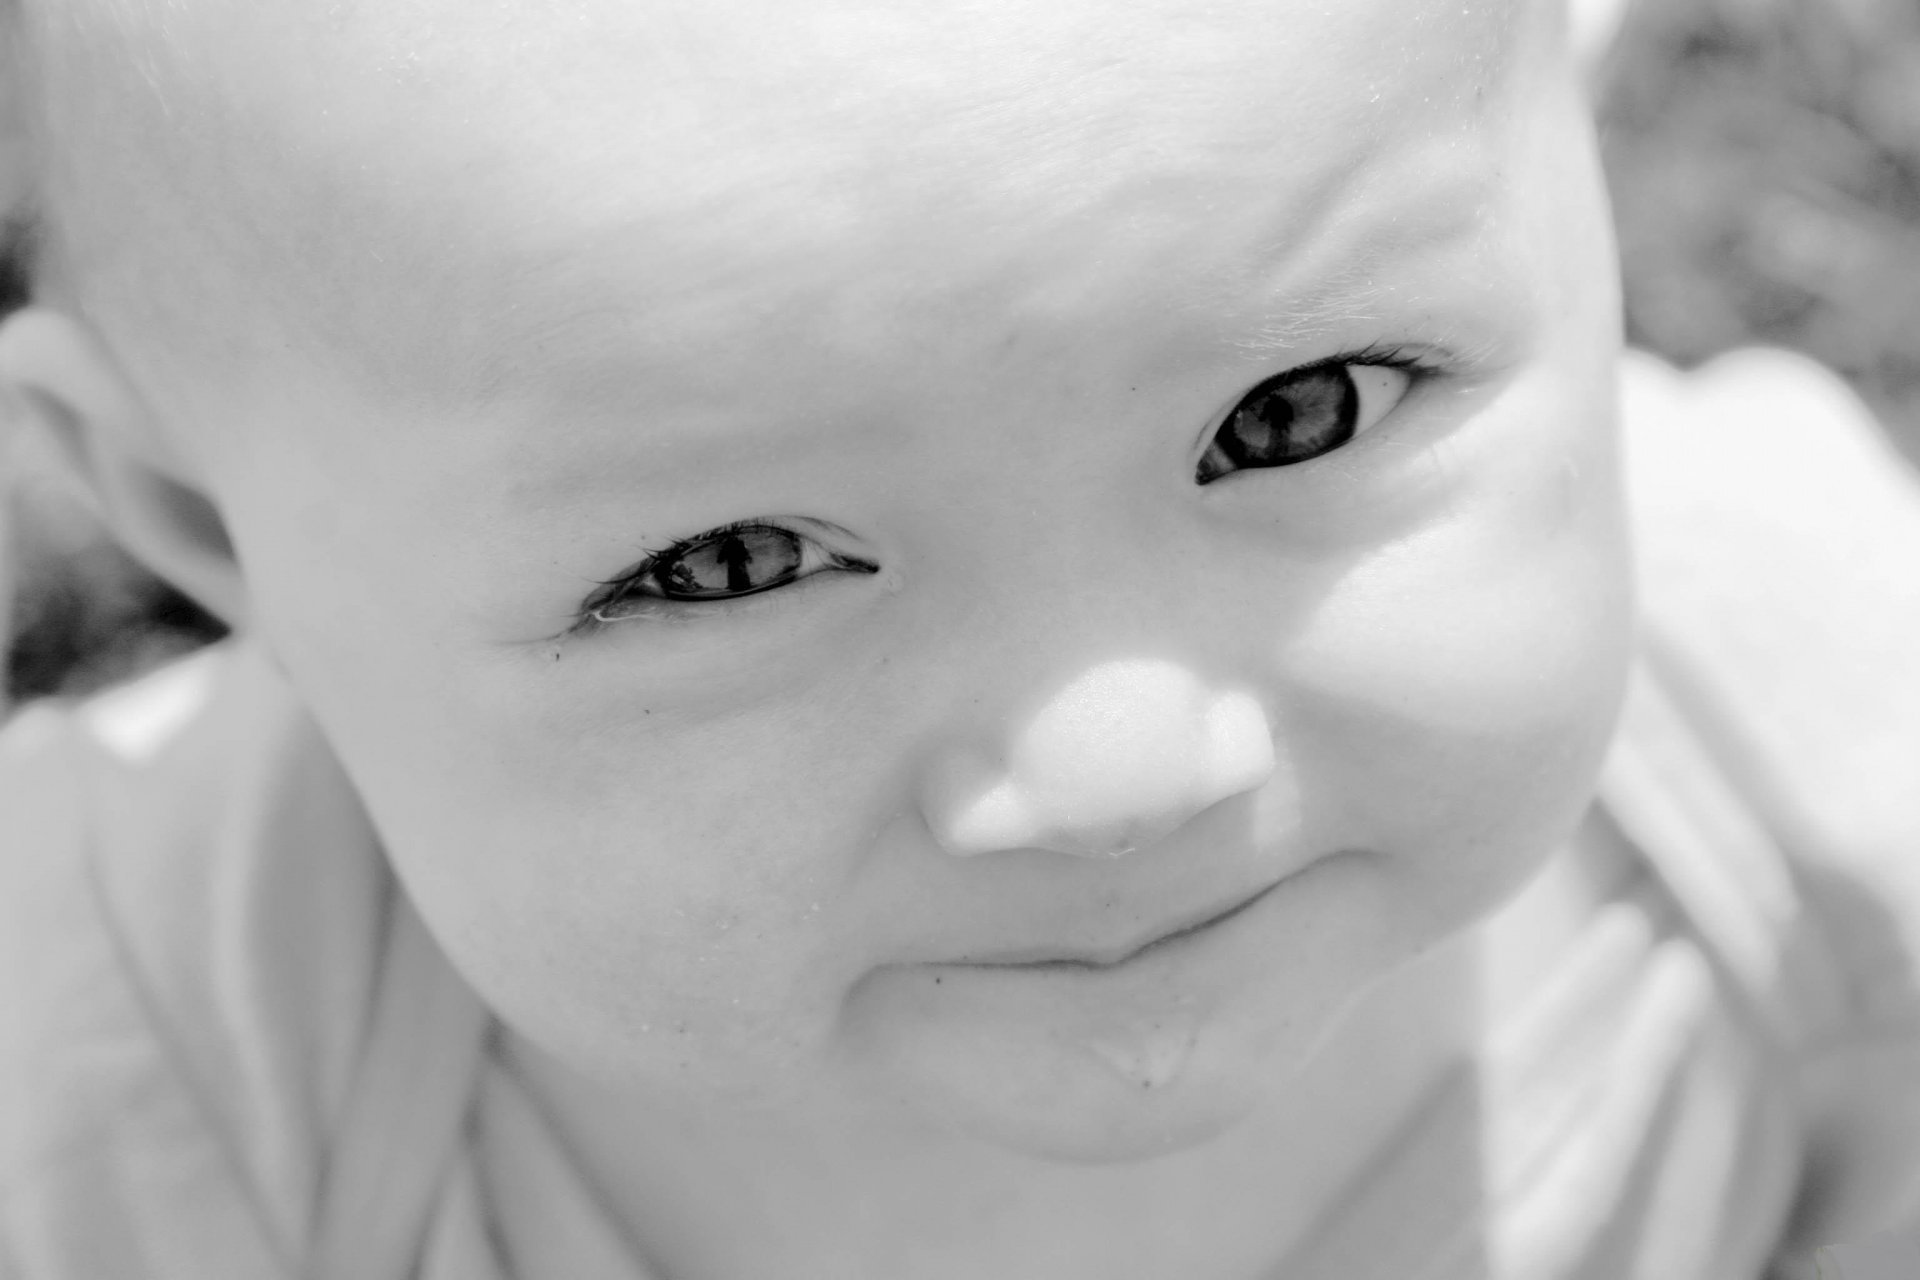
[35,0,1556,418]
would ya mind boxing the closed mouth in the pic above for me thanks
[952,878,1285,972]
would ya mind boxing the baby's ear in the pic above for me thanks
[0,309,250,629]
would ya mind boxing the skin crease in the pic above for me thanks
[6,0,1636,1274]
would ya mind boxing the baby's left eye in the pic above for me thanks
[1195,360,1414,484]
[583,521,877,624]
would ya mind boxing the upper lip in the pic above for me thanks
[948,878,1284,971]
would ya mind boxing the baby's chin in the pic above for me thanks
[847,989,1350,1164]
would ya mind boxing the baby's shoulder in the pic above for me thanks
[0,645,393,1266]
[1618,351,1920,1253]
[1621,348,1920,877]
[1620,345,1920,1040]
[0,653,216,1208]
[0,648,230,1054]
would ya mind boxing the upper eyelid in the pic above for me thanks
[1194,344,1440,456]
[1304,343,1446,374]
[1281,335,1481,374]
[1215,345,1450,413]
[588,518,770,597]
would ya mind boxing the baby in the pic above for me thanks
[3,0,1920,1276]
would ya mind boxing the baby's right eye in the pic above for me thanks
[583,520,879,625]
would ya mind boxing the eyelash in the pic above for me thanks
[1303,342,1440,378]
[564,343,1449,637]
[572,519,877,634]
[1191,340,1446,475]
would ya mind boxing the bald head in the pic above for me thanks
[15,0,1567,431]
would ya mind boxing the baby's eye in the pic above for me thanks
[583,520,878,624]
[1195,360,1414,484]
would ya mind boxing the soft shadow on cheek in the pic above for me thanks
[1276,517,1633,918]
[422,838,859,1098]
[292,670,871,1083]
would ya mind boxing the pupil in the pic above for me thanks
[1200,364,1357,482]
[659,527,804,598]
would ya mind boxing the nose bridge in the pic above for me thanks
[922,656,1277,858]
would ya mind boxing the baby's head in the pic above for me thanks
[1,0,1630,1161]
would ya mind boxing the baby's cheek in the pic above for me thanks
[1279,494,1632,912]
[1291,376,1632,742]
[1302,541,1626,734]
[397,689,900,1095]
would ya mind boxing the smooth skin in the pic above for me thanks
[1,0,1632,1274]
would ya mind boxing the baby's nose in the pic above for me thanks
[922,659,1276,858]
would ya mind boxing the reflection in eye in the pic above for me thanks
[1195,360,1414,484]
[584,520,879,624]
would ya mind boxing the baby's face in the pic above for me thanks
[51,0,1627,1158]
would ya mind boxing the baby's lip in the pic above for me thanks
[948,878,1287,971]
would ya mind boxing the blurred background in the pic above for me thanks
[1602,0,1920,465]
[4,0,1920,705]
